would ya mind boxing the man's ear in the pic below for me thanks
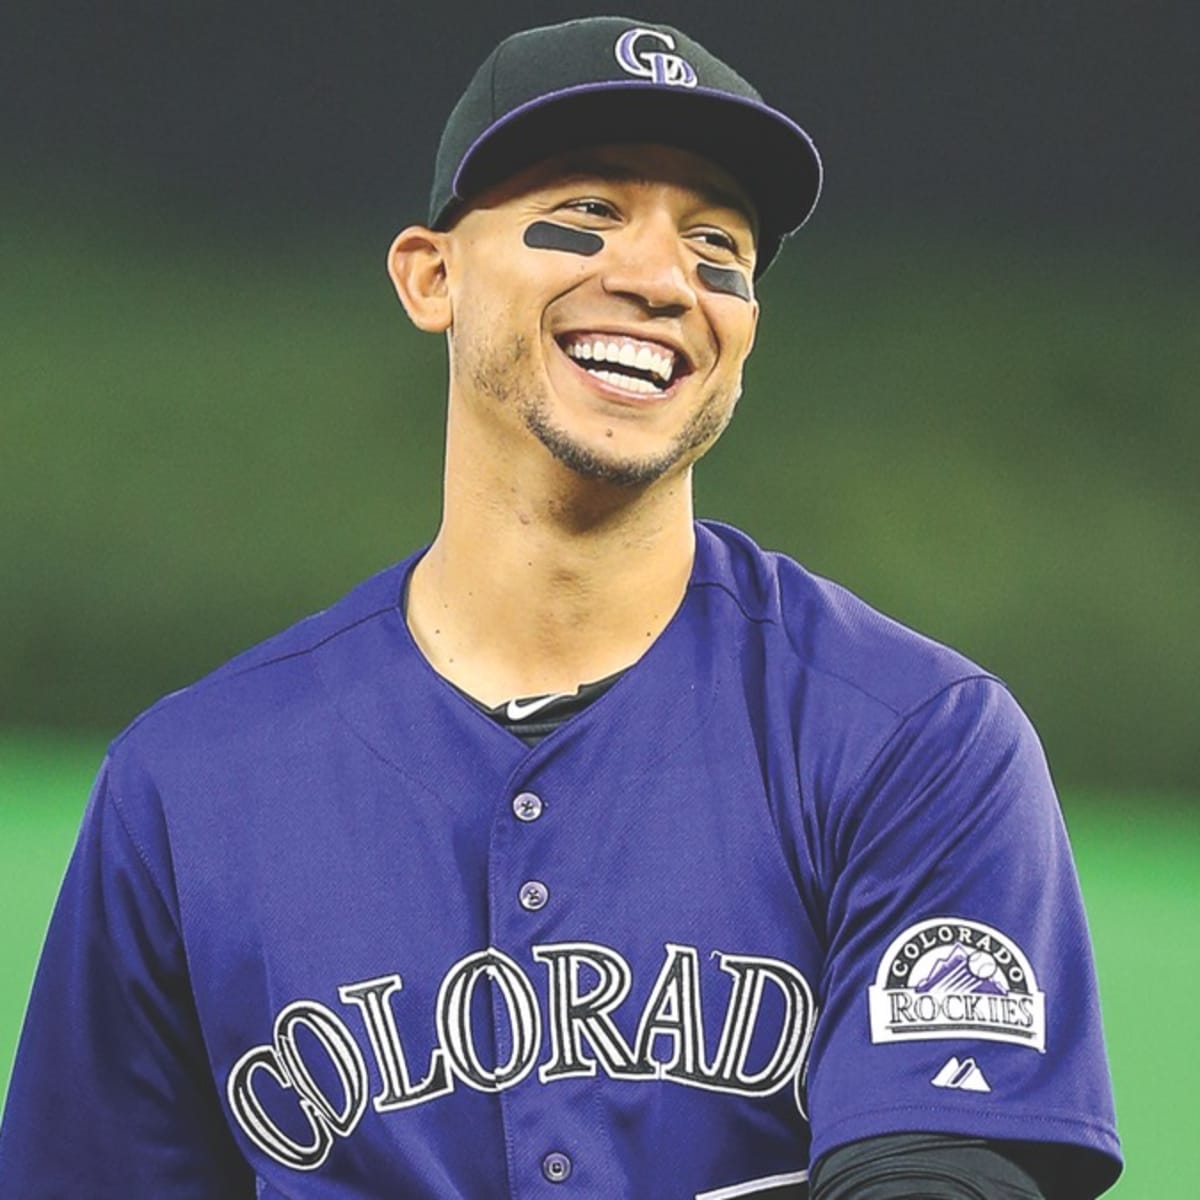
[387,226,452,333]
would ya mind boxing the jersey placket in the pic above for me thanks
[486,746,612,1197]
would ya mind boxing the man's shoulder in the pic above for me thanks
[110,555,416,763]
[694,520,996,718]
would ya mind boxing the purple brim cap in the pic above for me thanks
[428,17,822,276]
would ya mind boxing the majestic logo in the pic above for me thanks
[228,940,816,1172]
[931,1055,991,1093]
[868,917,1046,1052]
[614,28,698,88]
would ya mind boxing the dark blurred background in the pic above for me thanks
[2,0,1197,795]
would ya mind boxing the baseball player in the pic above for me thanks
[0,16,1120,1199]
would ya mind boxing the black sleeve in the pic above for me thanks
[810,1132,1053,1199]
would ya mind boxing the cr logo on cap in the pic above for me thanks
[614,28,698,88]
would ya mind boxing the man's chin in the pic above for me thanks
[526,414,681,489]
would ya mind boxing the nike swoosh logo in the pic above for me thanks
[505,692,572,721]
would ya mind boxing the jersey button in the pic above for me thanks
[512,792,544,822]
[541,1151,572,1183]
[519,880,549,911]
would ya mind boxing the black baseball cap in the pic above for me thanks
[428,16,822,276]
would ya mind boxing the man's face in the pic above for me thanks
[440,143,761,488]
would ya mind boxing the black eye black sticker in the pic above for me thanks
[697,262,753,303]
[523,221,604,256]
[524,221,753,302]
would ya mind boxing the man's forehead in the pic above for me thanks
[522,145,759,228]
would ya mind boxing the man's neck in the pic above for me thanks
[406,451,696,708]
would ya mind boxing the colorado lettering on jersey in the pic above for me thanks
[227,941,816,1171]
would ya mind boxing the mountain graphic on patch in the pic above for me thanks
[912,943,1006,995]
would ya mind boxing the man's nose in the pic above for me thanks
[600,214,698,314]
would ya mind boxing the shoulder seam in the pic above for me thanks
[113,603,397,746]
[836,674,1009,813]
[103,772,180,932]
[690,578,998,718]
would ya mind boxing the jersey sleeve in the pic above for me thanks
[810,1132,1048,1199]
[805,677,1121,1198]
[0,757,254,1199]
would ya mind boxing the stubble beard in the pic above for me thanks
[465,332,740,489]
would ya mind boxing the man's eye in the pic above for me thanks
[562,199,617,219]
[695,229,738,253]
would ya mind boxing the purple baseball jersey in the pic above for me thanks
[0,521,1121,1198]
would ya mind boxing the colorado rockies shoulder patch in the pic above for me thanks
[867,917,1046,1052]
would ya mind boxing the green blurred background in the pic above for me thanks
[2,2,1196,1193]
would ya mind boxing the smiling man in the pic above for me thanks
[0,16,1121,1200]
[392,139,764,710]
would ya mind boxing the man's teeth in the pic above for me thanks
[564,338,675,385]
[586,369,662,395]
